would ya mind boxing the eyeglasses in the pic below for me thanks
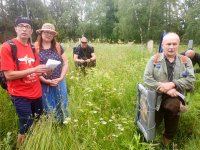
[81,42,87,44]
[43,31,55,36]
[17,24,31,30]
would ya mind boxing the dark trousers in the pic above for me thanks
[75,60,96,75]
[11,96,43,134]
[155,95,180,139]
[75,60,96,68]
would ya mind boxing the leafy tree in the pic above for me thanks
[183,1,200,44]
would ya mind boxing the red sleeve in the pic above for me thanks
[1,42,15,71]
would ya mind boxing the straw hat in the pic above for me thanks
[36,23,58,36]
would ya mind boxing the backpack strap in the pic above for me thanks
[30,43,36,62]
[7,40,36,70]
[153,53,160,65]
[55,42,62,57]
[153,53,188,65]
[180,55,188,64]
[6,40,19,70]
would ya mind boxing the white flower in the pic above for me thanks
[116,124,122,127]
[111,116,115,119]
[112,134,119,137]
[86,101,93,106]
[74,119,78,122]
[101,121,107,125]
[119,127,124,131]
[99,118,104,121]
[122,121,128,124]
[91,111,97,114]
[88,89,93,92]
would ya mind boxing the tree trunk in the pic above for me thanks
[134,10,143,43]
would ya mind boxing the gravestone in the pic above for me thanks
[147,40,154,52]
[188,40,193,49]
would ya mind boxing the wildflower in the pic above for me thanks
[116,124,122,127]
[122,121,128,124]
[112,134,119,138]
[119,127,124,131]
[111,116,115,119]
[88,89,93,93]
[122,118,127,121]
[94,122,99,125]
[86,101,93,106]
[91,111,97,114]
[63,117,71,125]
[99,118,104,121]
[74,119,78,122]
[101,121,107,125]
[109,119,113,122]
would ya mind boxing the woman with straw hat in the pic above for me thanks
[35,23,70,124]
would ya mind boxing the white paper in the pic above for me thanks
[176,92,185,100]
[46,59,61,70]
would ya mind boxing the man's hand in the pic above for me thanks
[157,82,175,93]
[79,59,85,63]
[166,88,177,97]
[85,59,91,63]
[34,65,50,73]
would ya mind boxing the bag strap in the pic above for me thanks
[153,53,188,65]
[6,40,19,70]
[153,53,160,65]
[7,40,36,70]
[180,55,188,64]
[55,42,62,57]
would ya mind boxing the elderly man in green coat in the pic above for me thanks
[144,32,195,147]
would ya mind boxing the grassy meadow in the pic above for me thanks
[0,43,200,150]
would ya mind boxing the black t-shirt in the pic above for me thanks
[74,45,94,60]
[165,58,176,81]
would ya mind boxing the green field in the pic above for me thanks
[1,43,200,150]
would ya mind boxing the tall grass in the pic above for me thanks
[0,43,200,150]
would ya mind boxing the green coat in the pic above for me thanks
[144,53,195,110]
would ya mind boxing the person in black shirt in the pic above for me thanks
[73,37,96,69]
[181,48,200,73]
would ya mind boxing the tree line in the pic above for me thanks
[0,0,200,44]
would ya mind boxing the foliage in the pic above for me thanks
[1,0,200,44]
